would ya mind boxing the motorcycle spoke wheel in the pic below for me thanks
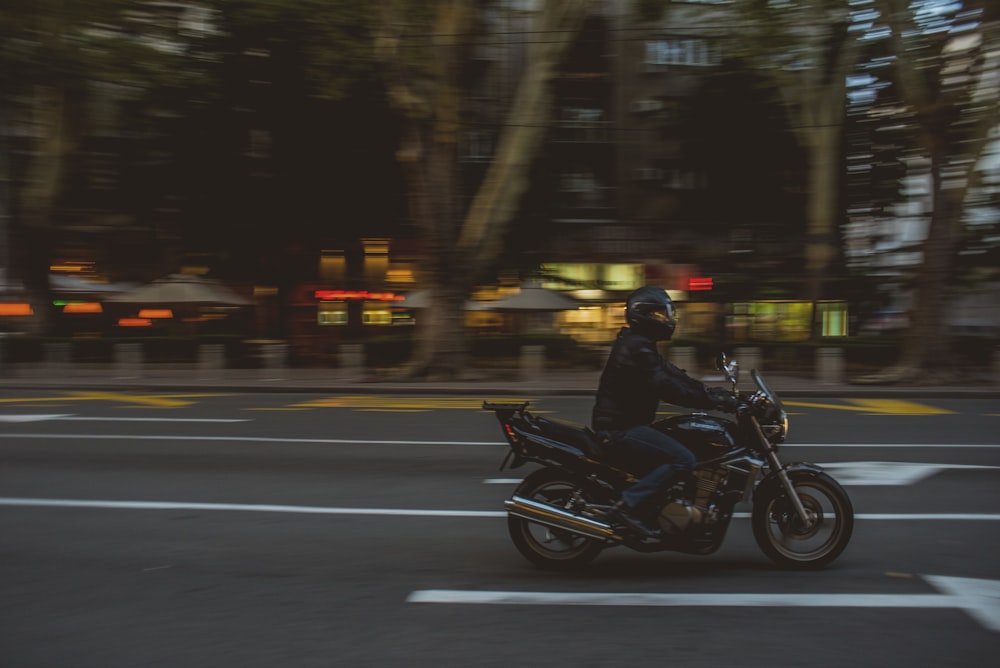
[507,468,606,570]
[752,472,854,570]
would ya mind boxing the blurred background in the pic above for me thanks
[0,0,996,379]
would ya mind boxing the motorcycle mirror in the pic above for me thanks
[717,353,738,387]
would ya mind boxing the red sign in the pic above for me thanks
[688,277,713,291]
[314,290,405,302]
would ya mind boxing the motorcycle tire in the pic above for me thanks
[752,470,854,570]
[507,467,607,570]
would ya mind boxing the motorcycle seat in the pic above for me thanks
[532,416,606,460]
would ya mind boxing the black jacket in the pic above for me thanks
[591,327,718,431]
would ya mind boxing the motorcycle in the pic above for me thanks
[484,355,853,570]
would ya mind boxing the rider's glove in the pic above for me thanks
[706,387,738,413]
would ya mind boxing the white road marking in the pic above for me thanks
[0,414,72,422]
[821,461,1000,485]
[855,514,1000,520]
[407,575,1000,633]
[0,415,249,423]
[788,443,1000,449]
[0,434,497,446]
[0,497,500,517]
[1,433,999,449]
[0,498,998,522]
[63,417,250,423]
[488,462,1000,487]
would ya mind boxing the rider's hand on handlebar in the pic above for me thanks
[706,387,738,413]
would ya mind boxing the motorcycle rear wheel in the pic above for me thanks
[508,467,607,570]
[752,471,854,570]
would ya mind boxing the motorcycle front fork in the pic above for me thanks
[751,417,813,527]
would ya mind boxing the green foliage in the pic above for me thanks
[1,0,204,93]
[212,0,375,101]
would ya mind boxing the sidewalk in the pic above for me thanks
[1,362,997,398]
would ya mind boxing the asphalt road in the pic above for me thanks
[1,390,998,667]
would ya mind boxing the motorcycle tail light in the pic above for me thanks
[504,423,520,444]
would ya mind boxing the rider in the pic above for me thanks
[592,286,737,538]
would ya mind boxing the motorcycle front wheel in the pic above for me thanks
[507,467,607,570]
[752,471,854,570]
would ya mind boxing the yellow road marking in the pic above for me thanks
[785,399,953,415]
[288,396,531,410]
[848,399,955,415]
[0,403,71,409]
[245,407,313,411]
[0,396,77,404]
[69,392,194,408]
[786,401,862,412]
[0,392,224,408]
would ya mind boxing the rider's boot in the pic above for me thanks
[609,500,661,539]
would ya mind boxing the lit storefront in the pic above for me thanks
[313,290,413,329]
[727,301,848,342]
[295,249,849,352]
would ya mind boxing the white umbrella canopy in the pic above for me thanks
[104,274,252,306]
[50,274,139,294]
[401,290,493,310]
[488,284,579,312]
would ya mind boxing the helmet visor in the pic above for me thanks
[641,303,676,322]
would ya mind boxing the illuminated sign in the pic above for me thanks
[138,309,174,319]
[62,302,103,314]
[314,290,405,302]
[688,277,713,291]
[0,303,33,316]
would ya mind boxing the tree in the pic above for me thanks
[736,1,865,309]
[374,0,592,379]
[867,0,1000,381]
[1,0,382,332]
[1,0,215,330]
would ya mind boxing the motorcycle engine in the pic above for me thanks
[657,468,727,534]
[658,501,702,534]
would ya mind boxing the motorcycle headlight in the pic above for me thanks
[760,409,788,444]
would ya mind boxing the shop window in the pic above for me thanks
[362,303,392,326]
[318,303,348,326]
[818,302,848,337]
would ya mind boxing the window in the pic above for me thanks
[362,303,392,326]
[318,303,348,326]
[645,39,716,69]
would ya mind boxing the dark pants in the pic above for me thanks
[603,425,696,510]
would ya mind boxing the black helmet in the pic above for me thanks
[625,286,677,340]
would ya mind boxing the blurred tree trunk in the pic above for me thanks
[743,5,862,314]
[375,0,591,379]
[4,0,161,334]
[17,45,82,335]
[866,0,1000,382]
[797,78,853,308]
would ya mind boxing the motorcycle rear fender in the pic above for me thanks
[752,462,825,502]
[502,427,636,489]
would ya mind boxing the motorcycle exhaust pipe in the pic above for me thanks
[504,495,618,541]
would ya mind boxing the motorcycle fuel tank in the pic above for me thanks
[654,414,739,462]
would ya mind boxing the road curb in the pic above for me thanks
[1,380,998,399]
